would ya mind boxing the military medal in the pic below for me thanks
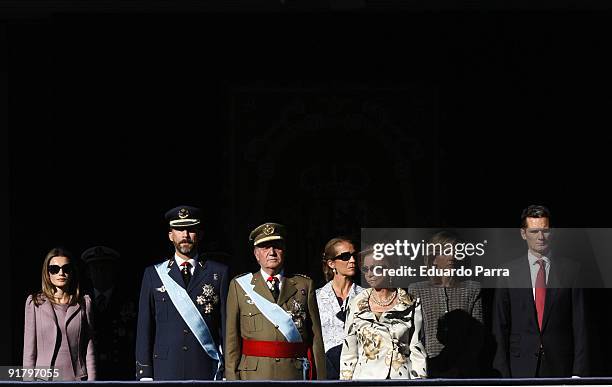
[196,284,219,314]
[288,299,306,329]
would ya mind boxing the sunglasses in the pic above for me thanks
[334,251,359,261]
[48,264,72,275]
[361,265,388,273]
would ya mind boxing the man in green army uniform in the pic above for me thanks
[225,222,326,380]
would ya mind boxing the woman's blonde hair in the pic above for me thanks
[33,247,81,306]
[321,237,355,282]
[425,231,462,286]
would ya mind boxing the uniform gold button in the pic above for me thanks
[183,329,189,334]
[183,346,188,351]
[154,354,158,358]
[275,325,279,329]
[249,312,252,316]
[139,370,143,374]
[275,358,280,362]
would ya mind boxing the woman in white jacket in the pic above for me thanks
[339,249,426,380]
[316,237,364,379]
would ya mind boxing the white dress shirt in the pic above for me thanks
[260,269,283,291]
[175,255,197,275]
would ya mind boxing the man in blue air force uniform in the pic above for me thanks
[135,205,229,380]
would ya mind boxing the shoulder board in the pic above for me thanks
[234,272,250,279]
[293,273,311,279]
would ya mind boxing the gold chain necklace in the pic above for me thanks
[370,289,397,307]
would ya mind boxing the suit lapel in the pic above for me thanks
[357,289,376,322]
[277,276,297,306]
[321,282,341,314]
[39,300,59,374]
[510,255,533,288]
[65,302,81,367]
[511,258,541,328]
[541,287,557,331]
[521,288,539,328]
[252,271,275,303]
[188,260,206,294]
[41,298,59,328]
[168,259,186,289]
[541,259,562,331]
[66,302,81,326]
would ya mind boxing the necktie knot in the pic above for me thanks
[267,276,280,302]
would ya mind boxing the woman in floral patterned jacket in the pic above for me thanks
[339,249,427,380]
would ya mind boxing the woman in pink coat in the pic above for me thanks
[23,247,96,381]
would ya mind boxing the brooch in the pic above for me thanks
[196,284,219,314]
[287,299,307,329]
[155,286,167,293]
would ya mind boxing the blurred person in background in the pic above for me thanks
[81,245,136,380]
[408,230,483,377]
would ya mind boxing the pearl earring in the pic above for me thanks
[332,268,338,275]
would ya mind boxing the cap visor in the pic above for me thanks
[254,235,283,246]
[169,219,201,228]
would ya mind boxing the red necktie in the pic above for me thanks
[535,259,546,329]
[267,276,279,302]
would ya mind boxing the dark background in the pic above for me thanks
[3,1,612,377]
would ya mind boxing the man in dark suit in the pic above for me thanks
[493,205,588,377]
[81,245,137,380]
[135,205,229,380]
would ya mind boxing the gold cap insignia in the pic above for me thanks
[178,208,189,219]
[263,224,275,235]
[249,222,286,246]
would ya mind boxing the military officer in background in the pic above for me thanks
[225,222,326,380]
[135,205,229,380]
[81,245,137,380]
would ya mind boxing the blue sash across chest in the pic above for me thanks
[236,273,302,343]
[154,263,221,372]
